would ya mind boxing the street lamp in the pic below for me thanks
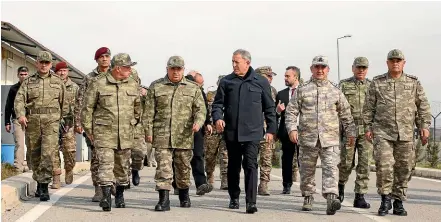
[337,34,352,83]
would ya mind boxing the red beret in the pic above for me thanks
[55,62,68,72]
[94,47,111,60]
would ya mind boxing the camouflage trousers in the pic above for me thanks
[85,133,99,186]
[373,136,414,201]
[26,116,59,183]
[96,147,131,186]
[53,127,76,173]
[145,142,156,166]
[130,137,147,171]
[155,148,193,191]
[259,139,275,183]
[204,133,228,179]
[299,141,340,198]
[338,134,373,194]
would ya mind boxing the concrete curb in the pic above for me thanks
[316,164,441,180]
[1,161,91,214]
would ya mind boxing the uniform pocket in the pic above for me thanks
[249,86,262,103]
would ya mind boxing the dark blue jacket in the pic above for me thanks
[212,67,277,142]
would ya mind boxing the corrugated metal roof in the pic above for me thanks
[1,21,85,84]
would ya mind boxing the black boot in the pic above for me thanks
[99,186,112,212]
[378,195,392,216]
[179,188,191,208]
[354,193,370,209]
[39,183,50,201]
[229,198,239,209]
[132,169,140,186]
[338,183,345,202]
[282,183,292,194]
[155,190,170,211]
[246,203,258,214]
[326,194,341,215]
[35,182,41,197]
[115,186,126,208]
[392,199,407,216]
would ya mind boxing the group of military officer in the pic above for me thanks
[12,46,431,216]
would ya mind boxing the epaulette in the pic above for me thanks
[329,80,339,88]
[373,73,387,80]
[298,79,310,88]
[149,77,165,87]
[339,77,353,84]
[365,78,372,83]
[405,74,418,80]
[185,78,198,86]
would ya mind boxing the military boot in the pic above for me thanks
[155,190,170,211]
[354,193,371,209]
[65,169,74,184]
[92,185,103,202]
[326,194,341,215]
[35,183,41,197]
[179,188,191,208]
[99,186,112,212]
[378,195,392,216]
[111,183,116,196]
[282,183,292,194]
[115,185,126,208]
[39,183,50,201]
[196,183,212,196]
[51,169,62,189]
[338,183,345,202]
[302,196,314,211]
[258,182,270,196]
[392,199,407,216]
[132,169,140,186]
[220,175,228,190]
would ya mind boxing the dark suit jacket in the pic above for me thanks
[212,67,277,142]
[276,87,291,142]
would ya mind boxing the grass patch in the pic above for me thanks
[416,162,441,170]
[1,163,20,180]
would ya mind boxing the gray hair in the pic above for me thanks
[233,49,252,62]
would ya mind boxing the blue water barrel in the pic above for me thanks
[1,144,15,164]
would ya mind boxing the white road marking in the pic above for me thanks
[412,176,441,183]
[270,174,390,222]
[15,173,91,222]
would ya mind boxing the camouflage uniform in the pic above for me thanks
[130,69,147,171]
[204,88,228,188]
[255,66,278,195]
[144,56,206,211]
[285,56,355,213]
[363,50,431,212]
[14,51,69,201]
[53,77,79,186]
[338,57,373,199]
[75,67,110,188]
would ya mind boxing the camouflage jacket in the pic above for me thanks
[363,72,431,141]
[81,73,141,149]
[263,86,277,132]
[64,77,79,125]
[74,67,110,127]
[14,71,68,121]
[285,78,355,147]
[339,76,371,136]
[143,76,206,149]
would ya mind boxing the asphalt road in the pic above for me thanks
[3,166,441,222]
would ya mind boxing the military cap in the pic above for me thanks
[37,51,53,62]
[255,66,277,76]
[17,66,28,73]
[167,56,185,68]
[111,53,137,67]
[353,57,369,67]
[311,55,328,66]
[95,47,111,60]
[387,49,405,60]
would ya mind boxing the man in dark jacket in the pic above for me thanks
[4,66,30,172]
[212,49,277,214]
[172,71,213,196]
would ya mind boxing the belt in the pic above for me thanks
[28,107,60,115]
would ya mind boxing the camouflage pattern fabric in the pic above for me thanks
[363,71,431,201]
[143,76,206,149]
[96,148,131,186]
[285,78,355,198]
[337,76,373,194]
[204,133,228,181]
[14,71,68,183]
[155,149,193,190]
[259,86,277,182]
